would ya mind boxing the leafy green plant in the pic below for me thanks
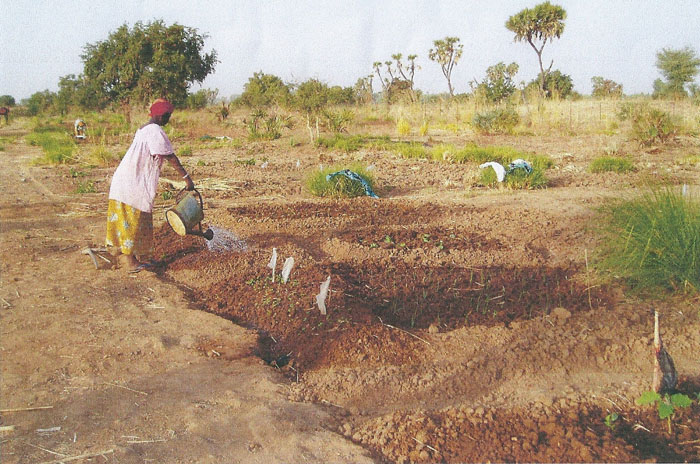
[246,109,292,140]
[603,412,619,430]
[636,391,694,433]
[322,108,354,133]
[618,103,678,146]
[161,190,174,201]
[305,163,376,198]
[590,156,636,173]
[595,186,700,293]
[75,180,96,194]
[179,144,193,156]
[471,107,520,134]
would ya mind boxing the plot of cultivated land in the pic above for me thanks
[1,110,699,463]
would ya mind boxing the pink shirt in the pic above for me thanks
[108,123,173,213]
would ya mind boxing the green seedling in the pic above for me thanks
[636,391,694,433]
[422,234,431,243]
[161,190,173,201]
[604,412,619,430]
[383,235,394,244]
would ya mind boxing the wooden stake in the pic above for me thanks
[0,405,53,413]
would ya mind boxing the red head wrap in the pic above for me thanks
[149,99,174,117]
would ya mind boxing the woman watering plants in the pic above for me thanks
[106,99,195,273]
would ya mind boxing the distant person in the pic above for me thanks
[105,99,195,273]
[74,118,87,139]
[0,107,9,124]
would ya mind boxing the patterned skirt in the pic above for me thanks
[105,200,154,258]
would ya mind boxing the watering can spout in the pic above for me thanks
[190,228,214,240]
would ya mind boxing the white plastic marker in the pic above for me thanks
[281,257,295,283]
[478,161,506,182]
[267,248,278,281]
[316,276,331,315]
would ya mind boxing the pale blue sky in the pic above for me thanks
[2,0,699,101]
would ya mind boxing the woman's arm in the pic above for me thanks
[164,154,195,191]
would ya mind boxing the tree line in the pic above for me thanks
[3,2,699,116]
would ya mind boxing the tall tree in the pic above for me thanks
[428,37,463,97]
[81,20,217,109]
[506,2,566,95]
[239,72,291,108]
[473,62,519,103]
[655,47,700,98]
[373,53,419,103]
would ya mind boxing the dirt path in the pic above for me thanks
[0,135,373,463]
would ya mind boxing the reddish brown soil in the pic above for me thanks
[3,116,699,463]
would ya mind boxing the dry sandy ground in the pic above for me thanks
[0,133,373,463]
[1,119,699,463]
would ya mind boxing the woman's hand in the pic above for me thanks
[185,176,195,191]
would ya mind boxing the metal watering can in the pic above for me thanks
[165,189,214,240]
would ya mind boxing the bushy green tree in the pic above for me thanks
[327,85,355,105]
[591,76,623,98]
[0,95,16,107]
[81,20,217,108]
[526,70,574,99]
[185,88,219,109]
[654,47,700,98]
[473,62,519,103]
[292,78,329,142]
[239,72,291,108]
[22,90,56,116]
[353,75,374,105]
[506,2,566,95]
[428,37,463,97]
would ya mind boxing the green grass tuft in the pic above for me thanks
[478,165,549,189]
[27,129,76,164]
[590,156,636,173]
[595,187,700,294]
[305,163,376,198]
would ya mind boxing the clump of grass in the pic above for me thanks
[430,143,458,161]
[590,156,636,173]
[27,130,76,164]
[85,144,118,165]
[315,134,365,153]
[478,165,548,189]
[392,142,428,159]
[595,186,700,294]
[305,163,376,198]
[453,145,530,165]
[396,118,411,136]
[419,120,429,136]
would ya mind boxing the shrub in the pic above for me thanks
[590,156,636,173]
[322,108,354,133]
[245,109,292,140]
[595,187,700,294]
[305,163,376,198]
[618,103,678,146]
[471,107,520,134]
